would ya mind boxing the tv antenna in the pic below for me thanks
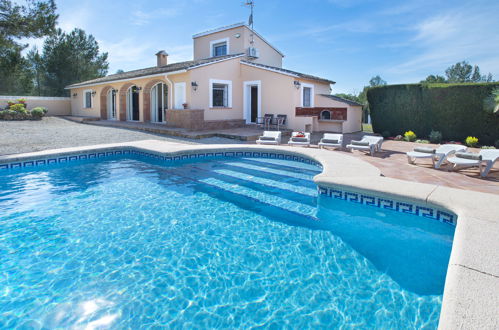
[244,0,255,46]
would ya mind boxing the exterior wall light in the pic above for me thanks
[191,81,198,91]
[91,91,97,96]
[294,81,301,89]
[72,93,77,97]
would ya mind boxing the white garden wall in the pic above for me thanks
[0,96,71,116]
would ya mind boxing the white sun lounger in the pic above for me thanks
[447,149,499,177]
[288,132,311,147]
[318,133,343,149]
[256,131,281,145]
[406,144,467,169]
[346,136,383,156]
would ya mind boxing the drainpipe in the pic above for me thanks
[164,74,174,110]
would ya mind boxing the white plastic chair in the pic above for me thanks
[288,132,311,147]
[256,131,281,145]
[346,136,384,156]
[447,149,499,177]
[407,144,467,169]
[318,133,343,149]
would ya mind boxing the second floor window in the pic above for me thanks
[303,87,312,107]
[212,83,229,107]
[212,42,227,57]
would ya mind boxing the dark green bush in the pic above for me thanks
[381,130,391,138]
[429,130,443,143]
[367,82,499,145]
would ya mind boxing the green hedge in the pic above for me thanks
[367,82,499,144]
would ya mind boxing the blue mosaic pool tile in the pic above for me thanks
[319,186,456,225]
[23,161,34,167]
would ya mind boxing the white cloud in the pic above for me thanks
[98,38,155,72]
[131,8,181,26]
[387,4,499,77]
[58,5,92,32]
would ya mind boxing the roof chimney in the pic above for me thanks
[156,50,168,67]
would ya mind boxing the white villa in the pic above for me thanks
[67,22,363,133]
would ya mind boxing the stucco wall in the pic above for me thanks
[189,57,243,121]
[69,72,191,121]
[193,25,283,67]
[315,95,363,133]
[0,96,71,116]
[193,26,246,60]
[342,106,363,133]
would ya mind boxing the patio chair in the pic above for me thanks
[346,136,383,156]
[447,149,499,177]
[256,131,281,145]
[318,133,343,149]
[275,114,287,130]
[255,117,265,128]
[406,144,467,169]
[288,132,311,147]
[263,114,274,130]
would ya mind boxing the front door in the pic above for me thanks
[250,86,258,123]
[243,81,261,124]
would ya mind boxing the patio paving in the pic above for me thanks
[0,117,497,194]
[328,139,499,195]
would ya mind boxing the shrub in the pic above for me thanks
[368,82,499,145]
[465,136,479,147]
[31,106,47,114]
[9,103,27,113]
[404,130,417,142]
[30,107,47,118]
[428,130,443,144]
[495,140,499,149]
[415,139,430,144]
[481,146,495,149]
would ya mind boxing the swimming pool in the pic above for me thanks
[0,152,454,328]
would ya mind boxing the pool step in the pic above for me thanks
[212,168,317,197]
[198,177,317,219]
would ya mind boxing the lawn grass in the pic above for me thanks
[362,123,373,133]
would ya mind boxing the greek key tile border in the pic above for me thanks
[0,148,322,171]
[318,186,456,225]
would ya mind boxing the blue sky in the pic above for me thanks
[28,0,499,94]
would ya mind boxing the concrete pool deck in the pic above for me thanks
[0,140,497,329]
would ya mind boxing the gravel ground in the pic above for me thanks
[0,117,244,156]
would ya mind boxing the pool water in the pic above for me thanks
[0,156,454,328]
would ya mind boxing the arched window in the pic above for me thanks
[150,83,168,123]
[320,110,331,120]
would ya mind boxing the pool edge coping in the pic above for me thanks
[0,139,498,329]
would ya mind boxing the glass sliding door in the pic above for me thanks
[150,83,168,123]
[107,89,117,120]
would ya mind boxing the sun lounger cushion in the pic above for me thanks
[321,139,339,144]
[455,152,482,161]
[351,140,370,146]
[291,137,309,142]
[414,147,436,154]
[259,136,277,141]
